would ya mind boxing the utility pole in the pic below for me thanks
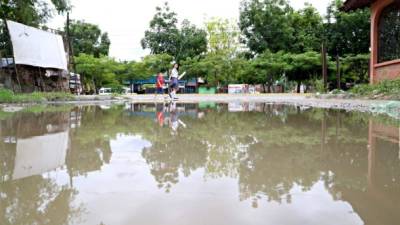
[67,12,79,94]
[321,43,328,92]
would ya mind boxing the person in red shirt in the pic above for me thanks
[155,72,165,99]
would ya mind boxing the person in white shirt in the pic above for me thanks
[169,63,179,100]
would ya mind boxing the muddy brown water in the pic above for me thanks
[1,103,400,225]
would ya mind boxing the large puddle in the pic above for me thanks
[1,103,400,225]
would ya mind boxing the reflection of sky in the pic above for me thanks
[44,134,364,225]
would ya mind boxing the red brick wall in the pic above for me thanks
[374,61,400,83]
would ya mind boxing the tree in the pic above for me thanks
[239,0,294,54]
[289,3,324,53]
[75,54,122,93]
[241,51,287,92]
[141,2,180,58]
[284,51,322,92]
[0,0,70,26]
[175,19,207,62]
[206,17,241,56]
[142,53,174,75]
[325,0,370,56]
[341,54,370,84]
[141,2,207,62]
[68,20,111,57]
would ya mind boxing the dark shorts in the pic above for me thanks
[170,78,178,89]
[156,87,163,94]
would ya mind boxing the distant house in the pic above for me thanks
[343,0,400,83]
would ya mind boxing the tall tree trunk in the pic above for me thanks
[336,54,341,90]
[321,43,328,91]
[297,82,301,94]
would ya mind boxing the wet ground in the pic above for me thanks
[1,102,400,225]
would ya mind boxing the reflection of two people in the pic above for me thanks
[155,102,186,135]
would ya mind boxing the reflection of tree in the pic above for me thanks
[66,106,116,178]
[137,104,400,211]
[0,110,85,224]
[3,103,400,224]
[142,133,208,193]
[0,176,84,225]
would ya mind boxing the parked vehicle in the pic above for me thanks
[99,88,112,95]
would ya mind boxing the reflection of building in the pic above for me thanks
[337,119,400,225]
[343,0,400,83]
[13,131,69,180]
[0,112,70,182]
[367,120,400,186]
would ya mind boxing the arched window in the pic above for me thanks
[378,3,400,63]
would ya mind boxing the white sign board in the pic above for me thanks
[228,84,247,94]
[7,20,68,70]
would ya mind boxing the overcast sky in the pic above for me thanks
[48,0,330,61]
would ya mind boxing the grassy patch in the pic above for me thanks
[0,89,75,103]
[22,105,74,114]
[350,79,400,99]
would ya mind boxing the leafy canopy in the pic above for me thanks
[68,20,111,57]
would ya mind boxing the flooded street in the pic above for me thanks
[1,103,400,225]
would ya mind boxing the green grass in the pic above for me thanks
[0,89,75,103]
[350,79,400,98]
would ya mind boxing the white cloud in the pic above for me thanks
[48,0,331,61]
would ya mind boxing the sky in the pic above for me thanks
[48,0,331,61]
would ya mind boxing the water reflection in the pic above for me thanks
[0,111,83,225]
[0,103,399,225]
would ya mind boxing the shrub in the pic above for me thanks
[351,79,400,96]
[0,89,75,103]
[312,79,325,93]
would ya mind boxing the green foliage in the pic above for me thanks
[68,20,111,57]
[142,54,173,75]
[325,0,370,55]
[0,89,74,103]
[176,19,208,62]
[181,52,241,86]
[141,2,179,57]
[75,54,124,93]
[141,2,207,62]
[180,18,243,86]
[0,0,70,26]
[341,54,370,84]
[206,18,240,56]
[239,0,293,54]
[290,4,324,53]
[312,79,326,93]
[351,79,400,97]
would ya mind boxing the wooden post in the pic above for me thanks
[2,19,22,92]
[321,43,328,91]
[336,54,341,90]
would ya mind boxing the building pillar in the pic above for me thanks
[370,0,395,84]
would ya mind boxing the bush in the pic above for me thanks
[312,79,325,93]
[351,79,400,97]
[0,89,15,103]
[0,89,75,103]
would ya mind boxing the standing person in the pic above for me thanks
[169,63,179,100]
[155,72,165,100]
